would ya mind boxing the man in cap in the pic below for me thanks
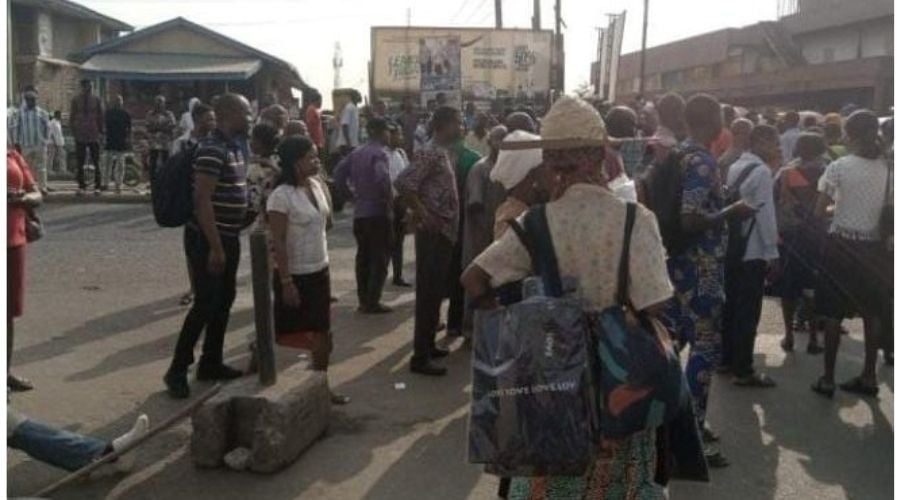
[14,86,50,194]
[490,130,553,239]
[462,96,674,497]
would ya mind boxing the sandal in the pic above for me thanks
[811,377,835,398]
[838,377,878,397]
[704,449,730,468]
[179,293,193,306]
[780,338,794,353]
[702,426,721,444]
[806,343,824,355]
[7,374,34,392]
[330,393,351,405]
[733,373,776,388]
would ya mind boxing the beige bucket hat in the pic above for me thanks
[499,96,607,151]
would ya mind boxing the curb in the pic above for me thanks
[44,193,150,205]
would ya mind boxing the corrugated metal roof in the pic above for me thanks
[11,0,132,31]
[81,53,262,81]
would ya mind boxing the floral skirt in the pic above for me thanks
[508,429,665,500]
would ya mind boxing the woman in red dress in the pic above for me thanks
[7,147,42,391]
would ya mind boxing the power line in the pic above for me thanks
[449,0,476,24]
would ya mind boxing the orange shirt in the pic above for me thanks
[305,105,324,149]
[710,128,733,159]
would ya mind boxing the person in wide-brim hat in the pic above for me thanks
[463,95,675,500]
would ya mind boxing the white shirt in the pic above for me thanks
[780,128,800,161]
[727,152,779,262]
[818,154,890,240]
[266,179,331,275]
[387,147,409,182]
[47,119,64,146]
[336,102,360,148]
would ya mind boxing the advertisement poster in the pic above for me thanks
[372,27,553,101]
[419,35,462,108]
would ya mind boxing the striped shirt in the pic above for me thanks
[191,130,249,238]
[15,106,49,148]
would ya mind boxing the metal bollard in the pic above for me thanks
[250,229,277,386]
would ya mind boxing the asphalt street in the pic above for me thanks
[7,203,894,500]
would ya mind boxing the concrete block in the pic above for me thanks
[190,364,331,473]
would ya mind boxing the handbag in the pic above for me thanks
[591,202,691,438]
[25,207,44,243]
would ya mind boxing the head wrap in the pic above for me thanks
[491,130,543,190]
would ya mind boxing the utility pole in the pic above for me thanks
[532,0,541,30]
[555,0,563,93]
[495,0,502,28]
[638,0,649,98]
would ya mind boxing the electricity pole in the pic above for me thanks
[638,0,649,98]
[495,0,502,28]
[532,0,541,30]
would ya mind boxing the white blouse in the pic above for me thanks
[818,154,890,240]
[266,178,331,275]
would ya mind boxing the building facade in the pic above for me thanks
[593,0,893,113]
[8,0,132,113]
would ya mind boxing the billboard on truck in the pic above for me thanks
[371,27,554,101]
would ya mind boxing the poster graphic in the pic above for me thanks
[419,36,462,108]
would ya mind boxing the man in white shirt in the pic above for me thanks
[723,124,781,388]
[386,122,412,286]
[779,110,801,162]
[46,110,66,177]
[15,87,50,193]
[336,90,362,152]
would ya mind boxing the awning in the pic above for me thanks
[80,53,263,81]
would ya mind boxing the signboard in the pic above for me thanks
[372,27,554,100]
[595,12,626,102]
[419,36,462,108]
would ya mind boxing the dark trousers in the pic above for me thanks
[446,239,465,332]
[170,227,241,372]
[723,259,767,377]
[391,202,406,281]
[148,148,169,183]
[413,231,454,363]
[75,141,101,190]
[353,216,392,309]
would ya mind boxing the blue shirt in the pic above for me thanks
[333,141,393,219]
[15,106,49,148]
[190,129,249,237]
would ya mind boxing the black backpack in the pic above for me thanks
[640,147,693,256]
[723,162,763,267]
[151,143,198,227]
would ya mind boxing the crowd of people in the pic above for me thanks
[6,77,893,498]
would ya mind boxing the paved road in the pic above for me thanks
[8,204,893,500]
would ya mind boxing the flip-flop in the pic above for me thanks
[330,393,351,405]
[702,426,721,444]
[839,377,878,397]
[705,450,730,468]
[811,377,835,398]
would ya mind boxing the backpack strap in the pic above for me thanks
[506,219,537,268]
[523,205,565,298]
[615,203,638,306]
[731,162,763,195]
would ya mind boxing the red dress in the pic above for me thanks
[8,149,35,318]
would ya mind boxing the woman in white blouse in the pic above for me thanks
[267,136,349,405]
[811,110,892,399]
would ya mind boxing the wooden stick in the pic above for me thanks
[34,383,223,498]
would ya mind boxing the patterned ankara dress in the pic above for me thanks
[662,142,727,430]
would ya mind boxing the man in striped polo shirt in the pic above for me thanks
[164,93,253,399]
[14,86,50,194]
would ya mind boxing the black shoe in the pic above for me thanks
[164,371,190,399]
[360,304,393,314]
[197,363,243,381]
[7,374,34,392]
[410,361,447,376]
[446,329,463,338]
[393,278,412,288]
[430,347,450,359]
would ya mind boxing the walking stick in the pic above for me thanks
[33,383,223,498]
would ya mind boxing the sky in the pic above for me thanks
[78,0,780,108]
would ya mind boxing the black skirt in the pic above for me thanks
[273,268,332,341]
[815,236,892,320]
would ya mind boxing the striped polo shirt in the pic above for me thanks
[16,106,49,148]
[191,130,249,238]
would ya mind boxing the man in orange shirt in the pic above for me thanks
[305,90,325,150]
